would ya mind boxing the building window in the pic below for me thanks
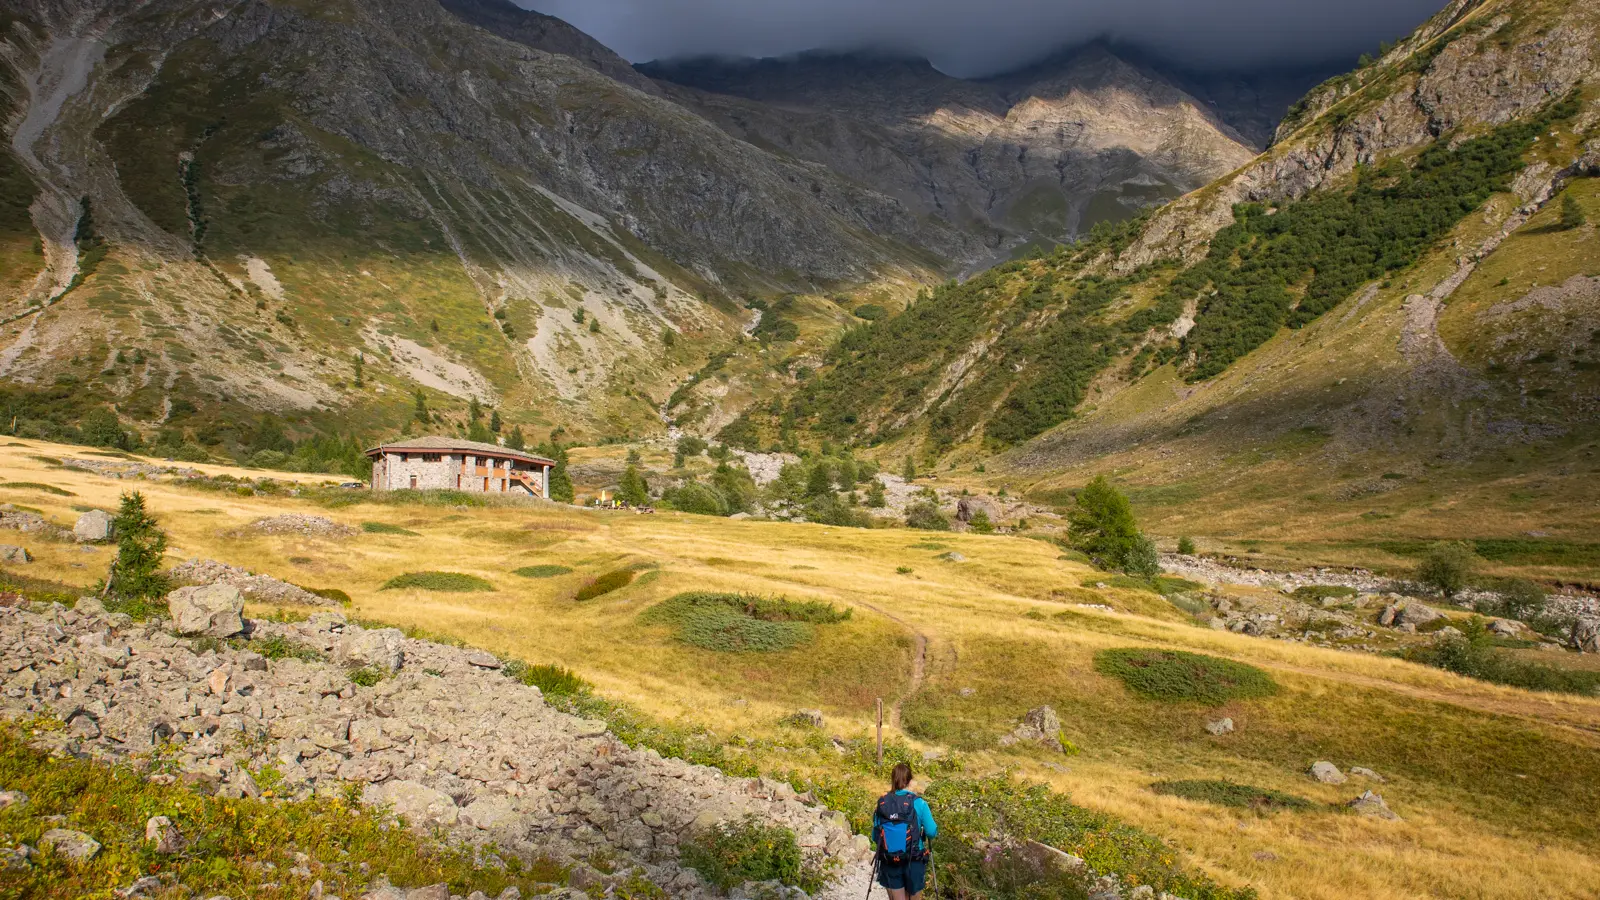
[409,474,418,489]
[422,454,441,463]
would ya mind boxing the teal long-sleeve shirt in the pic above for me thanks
[872,790,938,851]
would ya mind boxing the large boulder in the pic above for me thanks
[362,780,458,828]
[1309,761,1347,784]
[73,510,115,543]
[167,584,245,637]
[1379,599,1442,629]
[40,828,101,862]
[1572,617,1600,654]
[335,627,405,673]
[1348,790,1400,820]
[1001,705,1065,752]
[0,545,30,564]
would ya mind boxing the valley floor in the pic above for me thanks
[3,440,1600,899]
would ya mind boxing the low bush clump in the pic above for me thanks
[349,666,385,687]
[514,564,575,579]
[905,502,950,531]
[1291,585,1359,602]
[641,592,850,653]
[1402,618,1600,696]
[1151,780,1312,812]
[0,482,74,496]
[301,586,353,606]
[381,572,495,592]
[250,634,325,662]
[1417,541,1476,598]
[362,522,420,536]
[0,726,562,899]
[1094,648,1278,704]
[574,569,636,601]
[503,660,591,697]
[678,815,828,894]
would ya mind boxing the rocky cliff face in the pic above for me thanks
[643,46,1257,249]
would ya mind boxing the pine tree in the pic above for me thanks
[507,426,527,452]
[618,465,650,506]
[902,457,916,482]
[662,328,677,349]
[865,478,887,508]
[489,409,502,433]
[468,397,483,422]
[1561,193,1587,230]
[353,352,364,388]
[412,390,430,425]
[805,461,834,498]
[109,492,168,602]
[1068,476,1148,574]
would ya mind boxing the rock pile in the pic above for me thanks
[0,506,70,541]
[1001,706,1066,752]
[169,559,340,607]
[243,515,359,539]
[0,602,863,900]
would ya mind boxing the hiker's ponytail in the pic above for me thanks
[891,762,913,791]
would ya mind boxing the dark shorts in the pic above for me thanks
[877,859,928,894]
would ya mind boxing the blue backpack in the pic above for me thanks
[873,791,928,865]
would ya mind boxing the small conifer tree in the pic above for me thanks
[109,492,168,602]
[866,479,887,508]
[1560,193,1586,230]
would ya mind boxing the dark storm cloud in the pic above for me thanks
[521,0,1446,75]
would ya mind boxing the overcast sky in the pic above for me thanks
[518,0,1445,75]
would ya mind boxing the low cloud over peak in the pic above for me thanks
[519,0,1446,76]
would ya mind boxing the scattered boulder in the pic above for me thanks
[0,545,30,564]
[1433,626,1463,641]
[168,559,338,607]
[1348,790,1400,820]
[1002,705,1065,752]
[145,816,183,854]
[463,649,500,669]
[938,551,967,563]
[0,790,27,809]
[335,628,406,673]
[1204,717,1235,736]
[0,845,31,870]
[39,828,101,862]
[1487,618,1523,638]
[167,584,245,637]
[115,875,164,898]
[1309,761,1347,784]
[1572,617,1600,654]
[244,515,357,539]
[1022,839,1087,874]
[73,510,116,543]
[785,709,825,728]
[1379,599,1442,629]
[1349,766,1386,783]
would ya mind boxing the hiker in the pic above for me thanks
[872,762,937,899]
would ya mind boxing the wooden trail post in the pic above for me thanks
[876,697,884,768]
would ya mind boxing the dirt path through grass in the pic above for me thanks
[852,598,929,729]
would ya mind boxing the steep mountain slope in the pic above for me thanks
[642,45,1257,249]
[746,0,1599,545]
[0,0,967,451]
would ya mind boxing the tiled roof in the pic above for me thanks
[365,435,555,466]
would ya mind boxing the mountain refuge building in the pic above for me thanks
[365,437,556,498]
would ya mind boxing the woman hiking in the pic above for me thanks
[871,762,938,899]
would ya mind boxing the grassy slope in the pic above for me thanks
[8,439,1600,900]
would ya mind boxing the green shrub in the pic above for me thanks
[301,586,353,606]
[1176,536,1196,555]
[679,816,827,894]
[641,592,849,653]
[514,564,574,579]
[381,572,495,592]
[575,569,636,601]
[348,666,384,687]
[1094,648,1279,704]
[1417,541,1476,598]
[250,634,324,662]
[905,501,949,531]
[0,482,74,496]
[1561,193,1587,230]
[1490,578,1547,621]
[1151,780,1312,812]
[1402,618,1600,696]
[853,304,887,321]
[502,661,590,697]
[969,509,995,534]
[362,522,419,536]
[1290,585,1359,602]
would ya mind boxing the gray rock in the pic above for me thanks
[0,545,31,564]
[786,709,824,728]
[407,885,450,900]
[74,510,115,543]
[40,828,101,862]
[0,845,29,871]
[335,628,405,673]
[0,791,27,809]
[463,649,500,669]
[1572,617,1600,654]
[362,780,459,828]
[1023,839,1086,873]
[1379,600,1441,629]
[167,584,246,637]
[1487,618,1522,638]
[146,816,183,853]
[1348,790,1400,820]
[1349,767,1385,783]
[115,875,164,898]
[938,551,967,563]
[1204,717,1234,736]
[1006,706,1065,752]
[1309,761,1347,784]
